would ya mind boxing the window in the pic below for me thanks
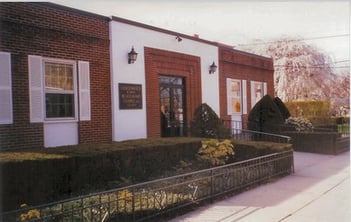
[230,80,241,114]
[29,55,90,123]
[251,81,267,108]
[44,61,76,119]
[227,79,247,115]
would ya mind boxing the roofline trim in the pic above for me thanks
[31,2,111,21]
[233,48,272,61]
[219,44,273,61]
[111,16,218,46]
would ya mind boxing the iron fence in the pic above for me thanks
[1,150,294,222]
[222,120,291,143]
[231,129,292,144]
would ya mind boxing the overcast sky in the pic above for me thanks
[17,0,351,63]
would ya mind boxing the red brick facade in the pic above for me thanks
[144,47,202,137]
[0,2,112,149]
[219,46,274,128]
[0,3,275,149]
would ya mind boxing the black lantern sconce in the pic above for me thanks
[128,46,138,64]
[209,61,217,74]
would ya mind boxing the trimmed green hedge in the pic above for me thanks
[0,138,292,212]
[282,132,348,154]
[233,140,292,161]
[0,138,202,211]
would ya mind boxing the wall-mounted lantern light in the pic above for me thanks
[128,46,138,64]
[209,61,217,74]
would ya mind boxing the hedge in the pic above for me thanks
[0,138,292,212]
[285,100,330,118]
[282,132,349,154]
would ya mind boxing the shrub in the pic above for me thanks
[285,116,313,132]
[20,204,40,221]
[197,139,234,166]
[247,95,284,132]
[285,100,330,118]
[190,103,231,139]
[273,97,291,120]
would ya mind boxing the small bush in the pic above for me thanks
[197,139,234,166]
[285,116,313,132]
[190,103,230,139]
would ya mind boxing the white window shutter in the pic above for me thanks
[226,78,232,115]
[263,82,267,95]
[250,81,256,108]
[242,80,247,115]
[28,55,44,123]
[78,61,91,121]
[0,52,13,124]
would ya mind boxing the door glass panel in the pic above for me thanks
[160,86,170,136]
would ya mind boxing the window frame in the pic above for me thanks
[251,81,267,108]
[230,79,242,115]
[43,58,78,122]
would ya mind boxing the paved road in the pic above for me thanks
[170,151,350,222]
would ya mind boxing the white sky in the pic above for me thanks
[13,0,351,63]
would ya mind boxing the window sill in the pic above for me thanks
[44,119,78,124]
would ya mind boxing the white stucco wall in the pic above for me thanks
[110,19,220,141]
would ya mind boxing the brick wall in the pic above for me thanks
[0,2,111,150]
[219,47,274,128]
[144,47,202,137]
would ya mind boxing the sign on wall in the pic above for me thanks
[119,83,142,109]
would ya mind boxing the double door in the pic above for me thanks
[159,76,186,137]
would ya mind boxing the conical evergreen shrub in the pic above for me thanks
[247,95,284,132]
[190,103,231,139]
[273,97,291,120]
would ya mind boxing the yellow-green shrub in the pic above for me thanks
[197,139,234,166]
[285,100,330,118]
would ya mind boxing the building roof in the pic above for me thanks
[111,16,218,47]
[217,42,272,61]
[27,2,272,61]
[31,2,110,21]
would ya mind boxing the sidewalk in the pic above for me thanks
[170,151,350,222]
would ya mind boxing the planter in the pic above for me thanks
[283,132,349,154]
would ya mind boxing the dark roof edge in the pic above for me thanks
[111,16,218,46]
[219,44,273,61]
[30,2,110,21]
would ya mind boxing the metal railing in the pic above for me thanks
[231,128,292,144]
[1,150,294,222]
[221,120,291,143]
